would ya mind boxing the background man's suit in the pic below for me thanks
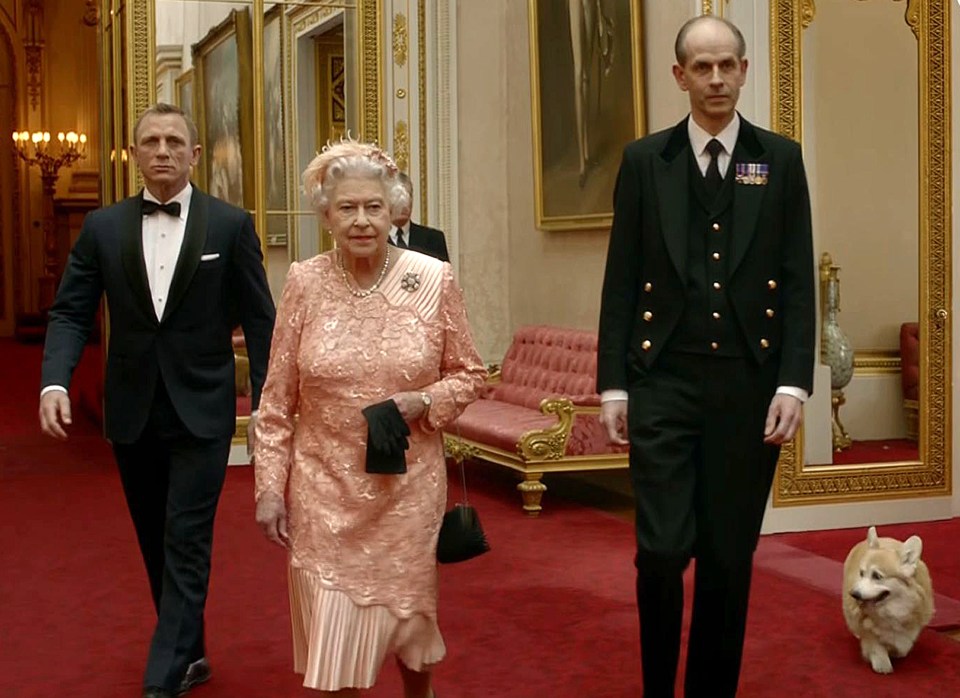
[391,220,449,262]
[597,116,815,697]
[41,187,275,692]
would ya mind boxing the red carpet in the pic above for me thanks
[773,519,960,602]
[3,340,960,696]
[832,438,919,464]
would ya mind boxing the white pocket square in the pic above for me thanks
[200,253,220,262]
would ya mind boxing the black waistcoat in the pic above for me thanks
[666,151,747,357]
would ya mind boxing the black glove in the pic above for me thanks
[361,399,411,474]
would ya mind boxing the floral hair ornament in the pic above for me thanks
[301,132,401,203]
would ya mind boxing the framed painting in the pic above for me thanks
[263,3,289,246]
[175,68,194,122]
[528,0,645,231]
[192,7,255,210]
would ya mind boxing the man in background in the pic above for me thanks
[596,16,815,698]
[389,172,450,262]
[39,103,276,698]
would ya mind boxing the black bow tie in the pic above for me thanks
[142,200,181,217]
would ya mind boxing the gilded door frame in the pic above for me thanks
[770,0,952,506]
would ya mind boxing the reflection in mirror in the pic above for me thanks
[137,1,375,450]
[155,1,255,210]
[288,7,355,262]
[155,0,256,444]
[262,4,293,301]
[801,0,919,466]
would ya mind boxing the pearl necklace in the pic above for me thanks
[339,247,391,298]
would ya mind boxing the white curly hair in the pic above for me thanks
[301,136,410,216]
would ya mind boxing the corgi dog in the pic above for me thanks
[842,526,934,674]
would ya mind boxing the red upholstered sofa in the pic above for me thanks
[443,325,628,515]
[900,322,919,440]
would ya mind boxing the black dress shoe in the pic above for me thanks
[178,657,212,695]
[143,689,175,698]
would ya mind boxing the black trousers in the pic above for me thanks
[113,382,231,692]
[627,351,781,698]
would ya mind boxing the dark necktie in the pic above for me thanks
[142,200,181,217]
[395,231,409,249]
[704,138,724,199]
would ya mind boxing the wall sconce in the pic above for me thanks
[12,129,87,311]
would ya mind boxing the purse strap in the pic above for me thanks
[451,418,470,506]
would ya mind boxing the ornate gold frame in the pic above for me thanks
[770,0,951,506]
[527,0,646,231]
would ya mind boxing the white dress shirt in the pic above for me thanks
[390,223,411,248]
[688,112,739,179]
[142,184,193,320]
[41,184,193,399]
[600,114,808,406]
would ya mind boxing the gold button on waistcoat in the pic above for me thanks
[712,312,720,320]
[712,252,721,260]
[766,308,775,318]
[644,282,653,292]
[710,342,719,350]
[642,340,652,351]
[768,280,778,290]
[760,339,770,349]
[713,282,722,290]
[643,311,653,321]
[712,223,720,231]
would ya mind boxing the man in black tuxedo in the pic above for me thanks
[389,172,450,261]
[597,17,815,698]
[39,103,276,698]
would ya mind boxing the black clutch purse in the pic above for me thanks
[437,426,490,564]
[437,503,489,564]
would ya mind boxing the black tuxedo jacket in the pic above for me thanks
[404,221,450,262]
[597,116,816,394]
[42,188,276,443]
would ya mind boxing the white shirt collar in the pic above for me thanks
[392,222,410,241]
[687,113,740,159]
[143,182,192,222]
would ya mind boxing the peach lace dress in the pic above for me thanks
[254,249,485,691]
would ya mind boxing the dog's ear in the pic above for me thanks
[867,526,879,548]
[900,535,923,576]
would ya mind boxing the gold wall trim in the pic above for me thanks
[771,0,951,507]
[852,351,901,376]
[770,0,803,143]
[905,0,921,38]
[417,0,427,221]
[129,0,152,193]
[394,119,409,174]
[801,0,816,29]
[359,1,383,144]
[392,12,407,67]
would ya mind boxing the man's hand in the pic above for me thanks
[764,394,804,445]
[246,412,258,459]
[39,391,72,440]
[255,492,289,549]
[600,400,629,446]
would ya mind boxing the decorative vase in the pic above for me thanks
[820,253,854,451]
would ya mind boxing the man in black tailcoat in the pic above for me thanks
[389,172,450,262]
[597,16,816,698]
[39,103,276,698]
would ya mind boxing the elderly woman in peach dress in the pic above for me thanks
[253,140,485,698]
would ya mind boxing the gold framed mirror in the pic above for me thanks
[101,0,386,447]
[770,0,951,505]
